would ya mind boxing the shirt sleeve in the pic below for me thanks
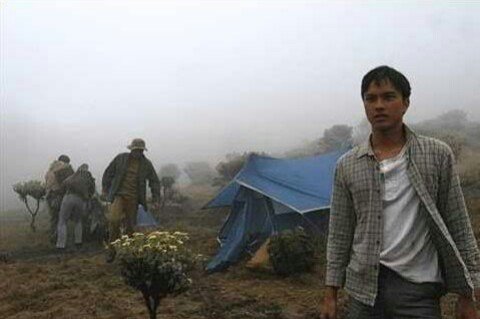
[438,148,480,289]
[102,156,117,193]
[325,160,356,287]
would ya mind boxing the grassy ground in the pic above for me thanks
[0,187,477,318]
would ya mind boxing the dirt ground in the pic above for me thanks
[0,186,475,319]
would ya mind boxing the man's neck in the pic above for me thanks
[371,124,407,161]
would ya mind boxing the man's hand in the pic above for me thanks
[456,295,479,319]
[321,286,338,319]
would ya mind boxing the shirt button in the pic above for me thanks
[377,215,381,220]
[374,265,378,270]
[376,240,380,245]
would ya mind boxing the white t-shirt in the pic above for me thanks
[378,148,442,283]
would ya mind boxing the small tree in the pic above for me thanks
[321,124,353,151]
[13,180,46,232]
[158,164,181,181]
[158,164,186,208]
[214,152,267,186]
[159,176,175,209]
[285,124,354,158]
[214,152,249,186]
[183,161,215,185]
[111,231,198,319]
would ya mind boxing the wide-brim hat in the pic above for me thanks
[127,138,148,151]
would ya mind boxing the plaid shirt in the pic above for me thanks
[325,126,480,306]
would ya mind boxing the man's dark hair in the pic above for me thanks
[58,155,70,163]
[361,65,411,100]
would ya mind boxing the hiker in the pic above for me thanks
[56,163,96,250]
[45,154,74,243]
[102,138,160,244]
[321,66,480,319]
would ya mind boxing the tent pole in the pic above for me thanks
[265,198,278,235]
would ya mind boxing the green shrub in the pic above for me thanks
[267,228,316,276]
[110,231,198,319]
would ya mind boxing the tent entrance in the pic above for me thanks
[205,187,328,273]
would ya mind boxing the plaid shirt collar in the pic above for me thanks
[356,124,416,159]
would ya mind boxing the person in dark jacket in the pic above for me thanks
[56,163,96,249]
[102,138,160,243]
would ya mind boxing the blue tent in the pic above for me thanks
[136,205,159,227]
[204,150,345,273]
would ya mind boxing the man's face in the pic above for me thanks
[130,149,144,159]
[363,79,409,132]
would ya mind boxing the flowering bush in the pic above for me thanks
[110,231,198,319]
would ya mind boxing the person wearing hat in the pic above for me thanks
[102,138,160,245]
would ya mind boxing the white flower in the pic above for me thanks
[173,231,187,236]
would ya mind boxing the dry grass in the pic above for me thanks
[0,188,476,318]
[0,205,330,319]
[459,149,480,198]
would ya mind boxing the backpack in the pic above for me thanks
[46,161,74,193]
[63,170,95,199]
[54,165,74,185]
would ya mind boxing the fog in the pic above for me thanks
[1,1,480,210]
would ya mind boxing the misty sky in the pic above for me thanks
[1,1,480,210]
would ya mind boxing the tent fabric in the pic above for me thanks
[210,188,274,272]
[206,182,240,208]
[204,151,345,273]
[205,151,345,214]
[136,205,159,227]
[206,188,329,272]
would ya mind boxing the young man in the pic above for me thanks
[102,138,160,243]
[321,66,480,319]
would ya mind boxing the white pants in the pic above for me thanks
[56,193,86,248]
